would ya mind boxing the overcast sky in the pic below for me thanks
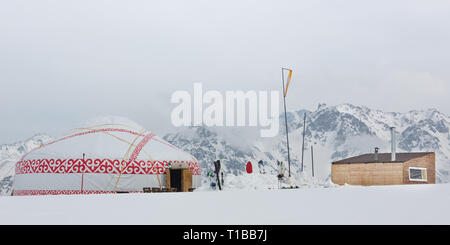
[1,0,449,143]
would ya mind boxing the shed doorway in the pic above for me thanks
[170,169,182,192]
[167,168,193,192]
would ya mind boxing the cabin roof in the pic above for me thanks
[332,152,433,164]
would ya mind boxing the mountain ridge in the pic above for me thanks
[1,103,449,194]
[164,103,450,184]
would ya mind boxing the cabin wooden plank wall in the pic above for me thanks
[332,163,403,186]
[403,153,436,184]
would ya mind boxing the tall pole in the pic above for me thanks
[281,68,291,177]
[301,113,306,173]
[82,153,85,194]
[311,146,315,177]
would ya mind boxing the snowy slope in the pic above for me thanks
[1,184,450,224]
[164,103,450,184]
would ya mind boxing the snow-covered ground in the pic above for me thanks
[1,183,450,225]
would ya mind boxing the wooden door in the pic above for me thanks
[166,169,171,188]
[181,169,193,192]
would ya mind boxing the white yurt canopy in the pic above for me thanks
[13,116,201,195]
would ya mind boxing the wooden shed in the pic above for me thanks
[331,152,435,186]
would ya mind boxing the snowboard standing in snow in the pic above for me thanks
[214,160,222,190]
[207,171,217,190]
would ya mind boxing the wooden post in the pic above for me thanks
[81,153,85,194]
[311,146,315,177]
[301,113,306,173]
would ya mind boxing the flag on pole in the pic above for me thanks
[284,69,293,97]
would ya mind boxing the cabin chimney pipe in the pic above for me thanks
[390,127,396,161]
[374,147,379,161]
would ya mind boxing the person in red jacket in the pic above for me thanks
[246,161,253,174]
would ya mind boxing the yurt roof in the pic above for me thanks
[20,116,197,163]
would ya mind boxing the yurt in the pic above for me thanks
[12,117,201,195]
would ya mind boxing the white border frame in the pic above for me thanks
[409,167,427,182]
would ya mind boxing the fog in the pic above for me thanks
[1,0,449,143]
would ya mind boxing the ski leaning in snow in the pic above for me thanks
[258,160,266,174]
[206,160,225,191]
[277,160,285,189]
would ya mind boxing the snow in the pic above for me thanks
[1,183,450,225]
[197,172,336,191]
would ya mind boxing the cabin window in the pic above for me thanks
[409,167,427,182]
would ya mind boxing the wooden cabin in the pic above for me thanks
[331,152,435,186]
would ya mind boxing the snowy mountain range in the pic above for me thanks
[163,103,450,184]
[0,134,53,195]
[1,103,449,194]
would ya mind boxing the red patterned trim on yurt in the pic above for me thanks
[12,190,143,196]
[128,133,155,164]
[15,158,201,175]
[188,161,201,175]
